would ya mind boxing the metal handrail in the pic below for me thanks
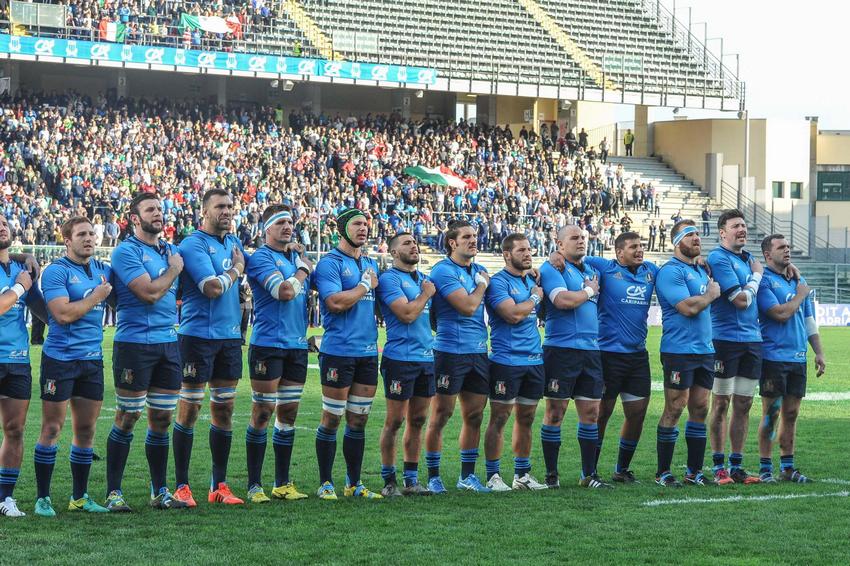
[718,180,835,258]
[1,4,741,105]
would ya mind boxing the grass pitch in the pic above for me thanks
[2,328,850,565]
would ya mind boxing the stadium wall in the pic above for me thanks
[814,131,850,229]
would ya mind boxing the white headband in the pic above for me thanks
[264,211,292,232]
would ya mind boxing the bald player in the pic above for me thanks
[538,225,611,489]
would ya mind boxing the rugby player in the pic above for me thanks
[654,220,719,487]
[425,220,492,493]
[173,188,246,506]
[105,193,187,511]
[539,225,611,489]
[584,232,658,483]
[244,204,312,502]
[35,216,112,515]
[376,232,435,497]
[707,210,763,485]
[482,233,547,491]
[313,208,382,500]
[756,234,825,483]
[0,216,35,518]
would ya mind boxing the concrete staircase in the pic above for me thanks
[605,156,774,263]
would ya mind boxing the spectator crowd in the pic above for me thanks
[0,89,669,259]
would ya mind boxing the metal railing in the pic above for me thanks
[1,1,743,107]
[641,0,743,106]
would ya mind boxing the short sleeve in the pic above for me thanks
[485,275,513,311]
[539,262,567,298]
[40,264,69,303]
[315,257,343,300]
[179,236,217,285]
[246,249,282,286]
[377,271,405,307]
[430,264,464,299]
[801,278,815,318]
[656,265,692,307]
[707,253,739,295]
[757,278,780,315]
[110,245,147,287]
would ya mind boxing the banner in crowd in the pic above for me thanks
[0,33,438,85]
[647,304,850,327]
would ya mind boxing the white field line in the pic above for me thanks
[649,381,850,401]
[820,478,850,485]
[643,490,849,507]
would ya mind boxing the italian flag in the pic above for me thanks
[98,19,126,42]
[179,14,242,37]
[403,166,467,189]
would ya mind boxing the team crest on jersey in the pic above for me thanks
[327,368,339,382]
[772,280,782,289]
[495,381,506,396]
[714,360,725,374]
[120,368,134,384]
[390,380,402,395]
[437,374,451,389]
[44,379,56,395]
[209,246,217,254]
[613,271,624,280]
[183,363,197,379]
[276,260,283,267]
[255,361,267,376]
[402,280,412,288]
[548,379,559,393]
[69,275,81,284]
[142,254,152,263]
[669,371,681,385]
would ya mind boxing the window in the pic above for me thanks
[817,171,850,201]
[790,182,803,199]
[772,181,784,199]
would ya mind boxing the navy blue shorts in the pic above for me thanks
[660,353,715,391]
[760,361,807,398]
[433,351,489,396]
[601,350,652,400]
[543,347,603,400]
[249,346,308,384]
[713,340,762,381]
[381,357,435,401]
[178,335,243,384]
[489,362,544,403]
[319,354,378,389]
[0,363,31,400]
[113,341,182,392]
[40,354,104,402]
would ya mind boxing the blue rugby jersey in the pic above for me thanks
[314,248,379,357]
[246,245,308,350]
[758,268,814,363]
[377,267,434,362]
[706,246,762,342]
[111,236,179,344]
[485,269,542,365]
[41,257,112,361]
[429,257,489,354]
[0,260,31,364]
[586,256,659,354]
[178,230,244,340]
[538,260,599,351]
[655,257,714,355]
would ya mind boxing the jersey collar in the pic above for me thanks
[717,244,751,262]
